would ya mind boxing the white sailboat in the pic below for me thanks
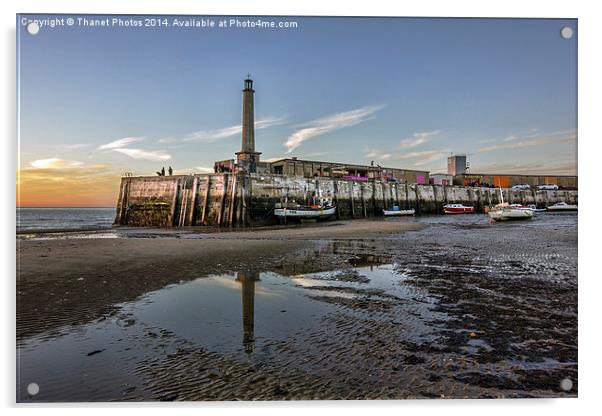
[488,188,533,221]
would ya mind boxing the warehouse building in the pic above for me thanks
[267,157,429,184]
[454,173,578,189]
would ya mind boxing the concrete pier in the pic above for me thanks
[113,173,578,227]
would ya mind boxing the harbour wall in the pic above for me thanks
[114,173,578,227]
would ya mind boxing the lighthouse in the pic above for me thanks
[235,76,261,173]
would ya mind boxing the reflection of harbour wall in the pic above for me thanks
[113,173,579,227]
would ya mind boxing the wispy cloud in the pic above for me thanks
[113,148,171,161]
[399,130,441,149]
[364,148,392,160]
[58,143,90,151]
[478,131,576,153]
[477,138,496,144]
[97,136,171,161]
[284,105,384,153]
[29,158,84,169]
[98,136,144,150]
[159,117,287,144]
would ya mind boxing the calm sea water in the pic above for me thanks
[16,208,116,232]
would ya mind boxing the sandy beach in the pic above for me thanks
[16,216,577,401]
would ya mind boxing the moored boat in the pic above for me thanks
[383,206,415,216]
[509,204,546,212]
[547,202,578,212]
[488,204,534,221]
[488,187,533,221]
[274,204,336,218]
[443,204,475,214]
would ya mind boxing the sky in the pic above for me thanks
[17,15,577,207]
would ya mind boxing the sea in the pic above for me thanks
[16,207,116,233]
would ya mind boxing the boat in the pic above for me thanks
[547,202,578,212]
[443,204,475,214]
[274,204,336,219]
[489,204,534,221]
[509,203,546,212]
[383,206,415,216]
[488,188,533,221]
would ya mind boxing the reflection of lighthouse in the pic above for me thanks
[236,270,260,353]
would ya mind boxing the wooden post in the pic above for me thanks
[118,178,130,225]
[414,184,421,215]
[543,190,549,207]
[228,174,238,227]
[395,183,401,208]
[178,188,187,227]
[531,189,537,207]
[360,182,366,218]
[187,176,198,226]
[169,178,179,227]
[442,182,449,205]
[350,181,356,219]
[333,180,340,220]
[217,174,229,226]
[432,184,438,214]
[201,175,211,225]
[371,180,377,216]
[405,182,409,209]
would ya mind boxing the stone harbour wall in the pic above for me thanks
[114,173,578,227]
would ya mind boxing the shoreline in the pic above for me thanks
[16,215,577,400]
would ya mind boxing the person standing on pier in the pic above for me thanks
[161,167,165,176]
[168,166,173,176]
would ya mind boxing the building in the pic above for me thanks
[447,154,467,176]
[454,173,578,189]
[429,173,454,186]
[268,157,429,184]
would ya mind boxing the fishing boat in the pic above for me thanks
[547,202,578,212]
[488,188,533,221]
[274,204,337,218]
[443,204,475,214]
[383,206,415,216]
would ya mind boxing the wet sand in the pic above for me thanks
[16,216,577,401]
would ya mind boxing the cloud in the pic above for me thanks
[112,148,171,161]
[195,166,214,173]
[98,136,145,150]
[284,105,384,153]
[364,148,392,160]
[396,150,445,160]
[29,158,84,169]
[159,117,287,144]
[399,130,441,149]
[97,136,171,162]
[17,162,119,207]
[477,138,496,144]
[478,132,576,153]
[58,143,90,151]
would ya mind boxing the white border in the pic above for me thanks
[2,1,600,415]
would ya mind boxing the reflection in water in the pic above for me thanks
[236,270,260,353]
